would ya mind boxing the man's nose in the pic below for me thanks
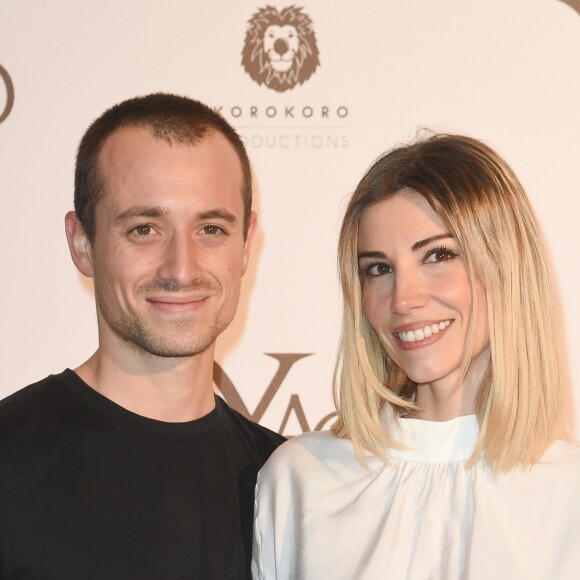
[157,232,202,287]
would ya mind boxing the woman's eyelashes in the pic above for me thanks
[424,245,459,264]
[359,261,392,277]
[359,245,459,277]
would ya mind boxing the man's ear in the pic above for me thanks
[64,211,95,278]
[241,211,257,276]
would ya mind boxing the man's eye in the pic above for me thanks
[360,263,392,277]
[203,225,224,236]
[132,224,154,236]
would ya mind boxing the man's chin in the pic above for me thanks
[127,337,217,359]
[106,315,231,360]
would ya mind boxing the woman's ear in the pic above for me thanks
[64,211,95,277]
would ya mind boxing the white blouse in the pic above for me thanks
[252,415,580,579]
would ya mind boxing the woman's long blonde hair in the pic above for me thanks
[332,134,568,473]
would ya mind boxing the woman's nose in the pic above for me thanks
[391,270,428,314]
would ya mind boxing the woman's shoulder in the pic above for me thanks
[257,429,361,481]
[504,439,580,500]
[261,429,352,463]
[541,439,580,474]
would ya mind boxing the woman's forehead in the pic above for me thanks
[358,190,449,244]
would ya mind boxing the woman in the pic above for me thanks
[252,134,580,579]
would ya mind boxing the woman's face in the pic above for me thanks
[358,189,489,393]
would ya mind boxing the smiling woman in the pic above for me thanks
[252,134,580,579]
[358,190,490,417]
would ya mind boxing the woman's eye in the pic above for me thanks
[360,263,392,277]
[425,247,457,263]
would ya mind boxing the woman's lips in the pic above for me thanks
[393,319,454,350]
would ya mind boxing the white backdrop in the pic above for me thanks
[1,0,579,436]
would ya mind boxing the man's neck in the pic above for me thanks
[74,344,217,423]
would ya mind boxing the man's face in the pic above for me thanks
[76,127,255,359]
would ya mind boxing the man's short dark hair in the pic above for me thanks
[74,93,252,242]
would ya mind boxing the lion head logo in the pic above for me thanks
[241,5,320,93]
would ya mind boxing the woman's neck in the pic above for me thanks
[413,346,490,421]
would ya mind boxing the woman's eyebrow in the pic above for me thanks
[357,250,386,260]
[358,234,454,260]
[411,233,453,252]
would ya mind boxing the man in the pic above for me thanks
[0,93,284,579]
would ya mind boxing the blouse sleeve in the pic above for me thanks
[251,440,304,580]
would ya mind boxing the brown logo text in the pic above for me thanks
[0,65,14,124]
[214,353,336,434]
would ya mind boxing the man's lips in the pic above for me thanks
[146,295,210,312]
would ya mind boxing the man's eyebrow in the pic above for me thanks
[198,209,237,223]
[412,234,454,251]
[113,206,167,225]
[112,207,238,226]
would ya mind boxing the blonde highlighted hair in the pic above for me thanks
[332,133,568,473]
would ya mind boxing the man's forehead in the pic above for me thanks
[97,126,243,178]
[99,125,177,166]
[94,126,245,218]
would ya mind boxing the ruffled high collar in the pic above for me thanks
[388,414,479,462]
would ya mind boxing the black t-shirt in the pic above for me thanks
[0,370,285,579]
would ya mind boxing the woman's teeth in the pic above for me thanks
[397,320,451,342]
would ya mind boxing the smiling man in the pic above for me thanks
[0,94,284,579]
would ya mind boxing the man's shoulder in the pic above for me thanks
[217,397,286,455]
[0,371,71,434]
